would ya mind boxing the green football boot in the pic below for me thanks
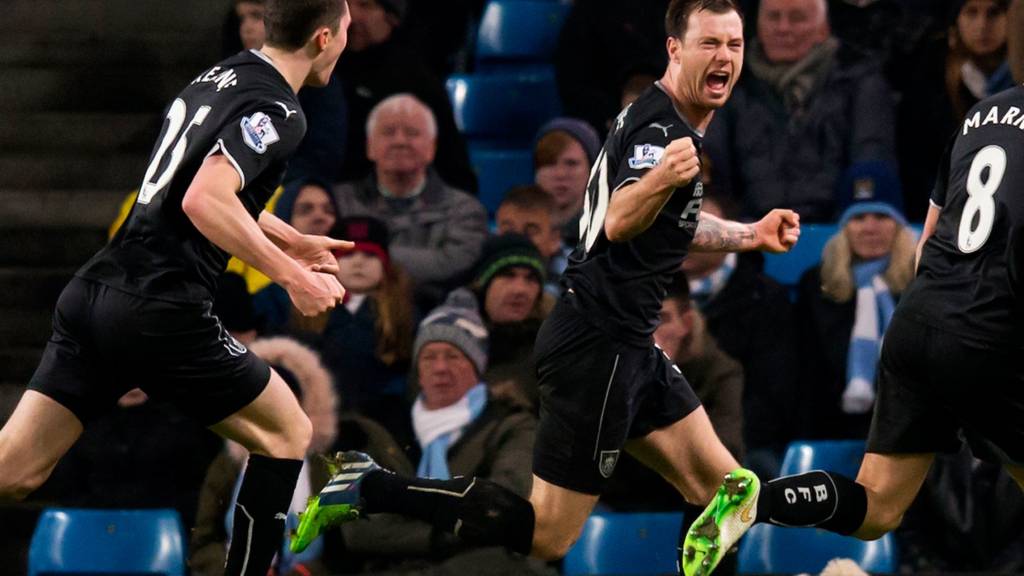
[679,468,760,576]
[290,451,381,554]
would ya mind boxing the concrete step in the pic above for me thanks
[0,308,54,348]
[0,152,148,190]
[0,189,125,229]
[0,349,42,385]
[3,0,222,34]
[0,228,107,268]
[0,65,199,112]
[0,268,75,310]
[0,113,159,153]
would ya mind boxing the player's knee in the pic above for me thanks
[531,531,577,561]
[859,509,903,540]
[0,469,44,502]
[286,413,313,457]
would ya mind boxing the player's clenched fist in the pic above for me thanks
[657,136,701,188]
[288,270,346,316]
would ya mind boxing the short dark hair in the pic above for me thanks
[500,185,557,216]
[664,270,692,309]
[264,0,346,50]
[665,0,742,40]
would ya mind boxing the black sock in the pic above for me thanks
[224,455,304,576]
[755,470,868,535]
[362,471,535,554]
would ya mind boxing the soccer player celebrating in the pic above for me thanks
[0,2,351,575]
[684,44,1024,576]
[292,1,799,575]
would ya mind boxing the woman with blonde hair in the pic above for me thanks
[797,161,917,440]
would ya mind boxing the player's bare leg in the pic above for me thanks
[208,369,312,576]
[852,452,933,539]
[627,408,754,576]
[528,475,600,560]
[0,390,83,501]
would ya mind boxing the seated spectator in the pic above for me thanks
[682,195,799,478]
[704,0,896,222]
[335,0,475,192]
[602,272,744,513]
[533,118,601,244]
[325,289,551,575]
[333,94,487,310]
[554,0,669,135]
[274,178,338,237]
[471,235,553,410]
[796,162,916,440]
[495,185,572,294]
[234,0,265,51]
[255,216,415,430]
[899,0,1014,220]
[190,337,338,576]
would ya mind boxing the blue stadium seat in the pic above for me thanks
[762,223,836,286]
[446,68,561,142]
[563,512,682,575]
[780,439,866,479]
[29,508,185,576]
[738,524,898,574]
[468,145,534,215]
[475,0,571,67]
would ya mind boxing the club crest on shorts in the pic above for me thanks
[598,450,620,478]
[628,143,664,169]
[241,111,280,154]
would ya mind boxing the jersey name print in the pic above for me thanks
[901,86,1024,345]
[77,50,306,304]
[564,83,706,345]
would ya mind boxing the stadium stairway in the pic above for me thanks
[0,0,223,421]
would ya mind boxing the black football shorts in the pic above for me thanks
[28,277,270,425]
[532,290,702,494]
[867,312,1024,465]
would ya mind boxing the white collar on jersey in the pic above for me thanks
[249,48,274,66]
[654,81,705,138]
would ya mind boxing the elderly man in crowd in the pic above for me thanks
[334,94,487,308]
[705,0,897,222]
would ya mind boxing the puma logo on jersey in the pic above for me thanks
[276,101,298,120]
[648,122,673,138]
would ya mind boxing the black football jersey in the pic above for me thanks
[563,83,707,344]
[78,50,306,303]
[900,85,1024,346]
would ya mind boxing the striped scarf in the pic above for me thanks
[413,383,488,479]
[689,253,737,308]
[842,257,895,414]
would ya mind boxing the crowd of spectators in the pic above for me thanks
[6,0,1024,574]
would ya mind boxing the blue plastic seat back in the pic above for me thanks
[468,145,534,215]
[780,439,866,479]
[29,508,185,576]
[447,68,561,141]
[563,512,682,575]
[476,0,571,66]
[762,223,836,287]
[738,524,898,574]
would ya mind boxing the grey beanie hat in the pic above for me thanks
[413,288,489,375]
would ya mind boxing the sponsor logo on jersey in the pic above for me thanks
[241,112,280,154]
[648,122,673,137]
[628,143,665,169]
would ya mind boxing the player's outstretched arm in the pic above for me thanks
[605,137,701,242]
[691,209,800,253]
[257,210,353,275]
[183,155,344,315]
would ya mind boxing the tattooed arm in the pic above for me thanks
[690,209,801,253]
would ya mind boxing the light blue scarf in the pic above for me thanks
[843,257,895,414]
[413,383,488,479]
[689,253,737,308]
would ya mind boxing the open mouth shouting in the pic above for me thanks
[705,70,731,98]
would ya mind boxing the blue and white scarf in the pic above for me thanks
[689,253,737,308]
[843,257,896,414]
[413,383,488,479]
